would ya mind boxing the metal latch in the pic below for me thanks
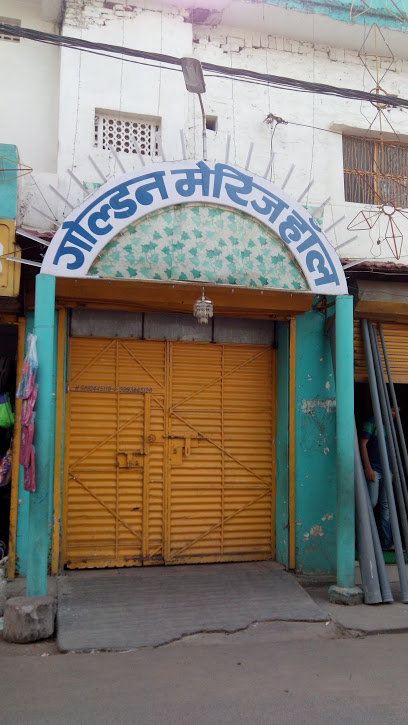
[116,451,146,469]
[168,437,199,466]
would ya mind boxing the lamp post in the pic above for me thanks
[181,57,207,161]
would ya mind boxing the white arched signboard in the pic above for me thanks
[41,160,347,295]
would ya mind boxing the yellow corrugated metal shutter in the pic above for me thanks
[167,342,275,563]
[64,338,276,568]
[63,339,166,569]
[354,321,408,383]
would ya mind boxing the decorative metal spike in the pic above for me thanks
[16,228,50,246]
[335,236,358,252]
[132,138,146,167]
[108,143,126,173]
[31,206,59,225]
[281,164,295,190]
[297,180,314,203]
[245,143,254,170]
[225,135,231,164]
[342,258,369,270]
[6,256,42,268]
[180,130,187,160]
[263,153,275,179]
[193,287,214,325]
[88,155,108,183]
[67,168,88,194]
[49,185,74,210]
[311,196,331,219]
[155,133,166,161]
[323,215,346,234]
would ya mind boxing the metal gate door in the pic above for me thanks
[64,338,275,569]
[63,338,166,569]
[165,342,275,564]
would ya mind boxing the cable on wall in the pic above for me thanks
[3,23,408,110]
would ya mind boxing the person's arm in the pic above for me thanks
[359,436,376,481]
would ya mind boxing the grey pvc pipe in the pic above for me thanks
[385,398,408,513]
[361,319,408,602]
[369,324,408,553]
[379,357,408,513]
[354,428,383,603]
[364,478,394,603]
[375,328,408,508]
[329,320,382,603]
[378,323,408,502]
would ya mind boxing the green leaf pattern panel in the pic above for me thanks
[88,203,308,291]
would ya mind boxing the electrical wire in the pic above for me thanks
[0,244,47,264]
[3,23,408,110]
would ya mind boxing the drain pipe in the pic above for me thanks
[369,324,408,553]
[361,320,408,602]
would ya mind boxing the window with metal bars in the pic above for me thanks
[94,111,160,157]
[343,135,408,208]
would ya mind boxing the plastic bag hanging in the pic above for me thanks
[16,334,38,400]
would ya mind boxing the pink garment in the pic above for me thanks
[23,446,35,492]
[20,385,37,426]
[19,421,34,466]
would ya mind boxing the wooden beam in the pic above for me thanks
[355,300,408,324]
[51,309,66,575]
[288,317,296,570]
[41,279,314,319]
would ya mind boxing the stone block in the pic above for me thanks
[3,596,56,643]
[328,585,364,606]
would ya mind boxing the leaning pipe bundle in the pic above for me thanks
[360,319,408,603]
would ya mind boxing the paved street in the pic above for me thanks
[1,629,408,724]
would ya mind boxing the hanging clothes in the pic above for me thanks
[16,334,38,493]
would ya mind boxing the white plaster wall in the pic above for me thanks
[0,0,60,172]
[55,2,193,215]
[12,0,408,264]
[0,0,61,229]
[191,23,408,265]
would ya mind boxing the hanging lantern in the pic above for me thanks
[193,287,213,324]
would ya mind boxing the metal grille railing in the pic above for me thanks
[343,135,408,208]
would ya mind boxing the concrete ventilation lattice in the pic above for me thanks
[94,111,160,156]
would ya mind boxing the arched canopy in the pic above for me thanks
[41,160,347,295]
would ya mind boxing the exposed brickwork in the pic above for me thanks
[64,0,181,28]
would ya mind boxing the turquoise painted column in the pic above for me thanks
[335,295,355,589]
[26,274,56,597]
